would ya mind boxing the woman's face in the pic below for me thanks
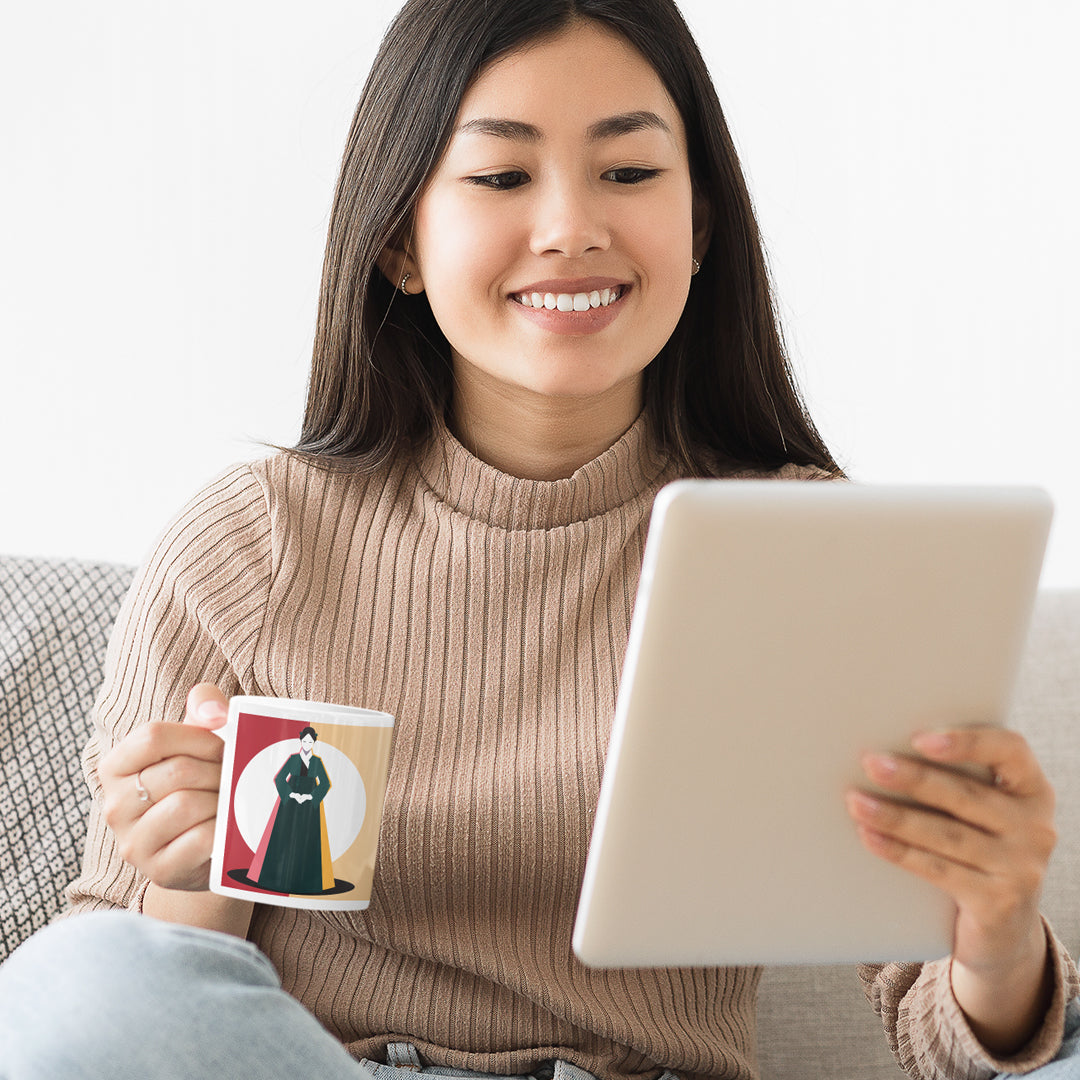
[300,734,315,753]
[408,19,700,420]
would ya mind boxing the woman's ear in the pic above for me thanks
[376,242,424,296]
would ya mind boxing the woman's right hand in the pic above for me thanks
[99,683,229,892]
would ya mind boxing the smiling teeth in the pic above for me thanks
[516,287,623,310]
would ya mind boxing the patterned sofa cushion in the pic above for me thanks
[0,556,134,961]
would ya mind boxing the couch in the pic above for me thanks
[1,554,1077,1079]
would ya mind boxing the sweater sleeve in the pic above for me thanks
[65,462,274,915]
[857,918,1080,1078]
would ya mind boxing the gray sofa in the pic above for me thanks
[1,554,1077,1079]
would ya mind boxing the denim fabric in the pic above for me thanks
[0,912,366,1080]
[361,1044,633,1080]
[0,913,668,1080]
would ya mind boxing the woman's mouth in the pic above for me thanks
[511,285,627,311]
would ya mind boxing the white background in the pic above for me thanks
[3,2,1077,585]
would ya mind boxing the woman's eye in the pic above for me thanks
[602,166,662,185]
[465,171,529,190]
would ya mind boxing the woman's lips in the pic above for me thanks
[507,280,630,335]
[511,285,626,311]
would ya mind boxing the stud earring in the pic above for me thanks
[691,258,701,276]
[400,272,412,294]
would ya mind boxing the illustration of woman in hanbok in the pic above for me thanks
[248,727,334,894]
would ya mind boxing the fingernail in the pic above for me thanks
[913,731,952,754]
[197,701,227,721]
[862,752,898,778]
[847,790,882,817]
[858,825,890,851]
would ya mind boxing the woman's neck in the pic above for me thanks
[449,375,644,481]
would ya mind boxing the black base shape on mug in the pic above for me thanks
[227,868,355,896]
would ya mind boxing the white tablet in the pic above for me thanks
[572,480,1052,967]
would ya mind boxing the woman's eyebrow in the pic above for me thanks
[456,117,542,142]
[455,110,671,143]
[586,110,671,142]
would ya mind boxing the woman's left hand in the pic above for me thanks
[846,726,1058,1054]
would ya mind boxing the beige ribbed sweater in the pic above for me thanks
[69,415,1077,1080]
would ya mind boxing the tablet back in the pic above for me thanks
[572,481,1052,967]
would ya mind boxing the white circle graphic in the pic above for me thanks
[233,739,366,862]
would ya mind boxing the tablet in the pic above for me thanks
[572,480,1052,967]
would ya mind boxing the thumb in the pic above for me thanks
[184,683,229,729]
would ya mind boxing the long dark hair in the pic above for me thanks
[294,0,842,477]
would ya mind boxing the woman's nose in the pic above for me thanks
[528,180,611,258]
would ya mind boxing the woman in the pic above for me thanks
[248,727,334,895]
[0,1,1076,1078]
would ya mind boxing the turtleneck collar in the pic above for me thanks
[415,411,675,531]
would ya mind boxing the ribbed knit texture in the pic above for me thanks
[67,414,1077,1080]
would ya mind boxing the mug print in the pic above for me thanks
[211,698,394,910]
[238,725,338,895]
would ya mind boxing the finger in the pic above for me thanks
[846,789,992,872]
[852,816,1048,924]
[909,727,1049,799]
[861,752,1009,834]
[100,722,226,786]
[103,753,222,835]
[118,789,220,871]
[136,754,223,805]
[853,821,991,903]
[135,818,219,893]
[184,684,229,730]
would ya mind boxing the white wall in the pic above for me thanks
[3,2,1077,584]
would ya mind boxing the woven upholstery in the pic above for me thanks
[0,554,1077,1075]
[0,556,134,960]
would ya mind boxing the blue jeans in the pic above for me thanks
[0,912,1076,1079]
[0,913,671,1080]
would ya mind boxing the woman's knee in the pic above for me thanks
[3,909,279,999]
[0,911,283,1079]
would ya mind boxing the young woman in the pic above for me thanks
[0,2,1076,1079]
[249,727,334,896]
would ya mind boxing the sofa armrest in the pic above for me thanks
[0,555,134,962]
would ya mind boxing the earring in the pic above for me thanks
[400,272,412,294]
[691,258,701,276]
